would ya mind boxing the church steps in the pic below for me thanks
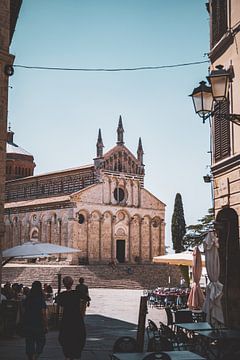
[2,264,181,290]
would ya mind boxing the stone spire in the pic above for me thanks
[137,137,144,164]
[96,128,104,157]
[117,115,124,145]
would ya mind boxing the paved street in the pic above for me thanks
[0,289,166,359]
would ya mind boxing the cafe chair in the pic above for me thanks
[1,300,19,337]
[147,334,173,352]
[159,321,191,351]
[159,322,181,350]
[146,319,160,339]
[142,351,171,360]
[112,336,137,353]
[164,307,175,329]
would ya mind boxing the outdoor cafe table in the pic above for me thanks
[194,329,240,359]
[175,322,213,332]
[112,351,206,360]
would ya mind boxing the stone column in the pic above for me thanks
[139,218,143,261]
[109,178,112,204]
[160,220,165,254]
[149,219,153,260]
[39,220,42,242]
[111,215,116,259]
[86,215,89,262]
[47,221,52,243]
[99,215,103,261]
[58,219,62,261]
[58,219,62,246]
[19,220,22,245]
[128,218,133,262]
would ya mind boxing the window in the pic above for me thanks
[114,187,125,202]
[211,0,228,47]
[78,214,85,224]
[214,100,230,161]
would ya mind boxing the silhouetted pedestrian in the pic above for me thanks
[23,280,48,360]
[75,277,91,316]
[56,276,86,360]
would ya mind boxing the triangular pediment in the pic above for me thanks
[104,144,137,162]
[101,144,144,175]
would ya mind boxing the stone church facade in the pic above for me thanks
[4,118,166,264]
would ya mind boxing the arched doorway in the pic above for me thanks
[116,239,125,263]
[216,207,240,327]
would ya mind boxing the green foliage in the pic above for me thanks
[171,193,186,253]
[184,208,214,249]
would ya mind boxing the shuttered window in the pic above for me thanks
[214,100,230,161]
[211,0,228,47]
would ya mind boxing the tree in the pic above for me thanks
[171,193,186,253]
[171,193,189,286]
[184,208,214,249]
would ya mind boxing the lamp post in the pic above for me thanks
[190,64,240,125]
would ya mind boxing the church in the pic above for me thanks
[3,117,166,264]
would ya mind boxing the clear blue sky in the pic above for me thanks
[9,0,212,249]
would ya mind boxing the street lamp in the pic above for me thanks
[190,81,213,123]
[203,174,212,183]
[190,64,240,125]
[207,65,231,102]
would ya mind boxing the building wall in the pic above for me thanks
[0,1,15,265]
[3,206,71,251]
[209,0,240,328]
[70,176,165,264]
[210,1,240,232]
[3,174,165,265]
[5,165,96,202]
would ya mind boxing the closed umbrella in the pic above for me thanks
[187,246,205,309]
[202,231,224,326]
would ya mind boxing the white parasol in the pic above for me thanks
[2,241,80,258]
[153,250,205,267]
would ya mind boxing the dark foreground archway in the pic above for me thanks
[216,207,240,328]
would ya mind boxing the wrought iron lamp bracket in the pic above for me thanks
[202,112,240,125]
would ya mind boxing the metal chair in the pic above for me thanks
[112,336,137,353]
[142,351,171,360]
[147,334,173,352]
[159,321,190,351]
[146,319,160,339]
[164,307,175,329]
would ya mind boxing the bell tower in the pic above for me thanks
[137,137,144,165]
[94,128,105,172]
[96,128,104,158]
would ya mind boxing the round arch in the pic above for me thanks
[216,207,240,327]
[30,226,39,241]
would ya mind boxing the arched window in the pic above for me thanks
[114,187,125,202]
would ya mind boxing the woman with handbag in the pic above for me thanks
[23,281,48,360]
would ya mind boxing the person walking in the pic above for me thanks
[75,277,91,316]
[56,276,86,360]
[22,281,48,360]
